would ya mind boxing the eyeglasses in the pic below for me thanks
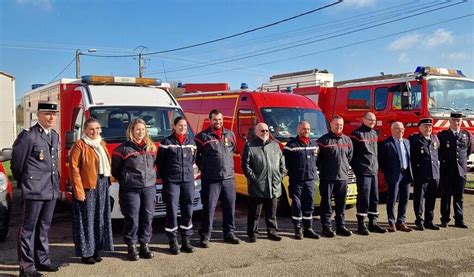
[364,118,376,122]
[260,129,269,133]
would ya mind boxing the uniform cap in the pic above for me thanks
[418,118,433,126]
[37,101,59,112]
[450,112,465,119]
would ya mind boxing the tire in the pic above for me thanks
[0,199,11,242]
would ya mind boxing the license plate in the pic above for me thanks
[156,193,163,204]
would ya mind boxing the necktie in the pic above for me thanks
[454,132,458,138]
[47,132,52,144]
[399,140,407,169]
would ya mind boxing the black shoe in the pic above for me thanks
[303,228,320,239]
[358,224,369,236]
[181,236,195,253]
[169,239,180,255]
[93,250,102,262]
[224,233,241,244]
[268,231,282,241]
[454,222,469,229]
[199,230,210,248]
[36,264,59,272]
[440,222,448,228]
[81,256,96,265]
[321,228,336,238]
[139,243,155,259]
[248,234,257,243]
[368,223,387,234]
[415,223,425,231]
[336,226,352,237]
[295,227,303,240]
[424,223,440,230]
[127,244,139,261]
[20,271,44,277]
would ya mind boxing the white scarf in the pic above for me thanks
[81,134,111,177]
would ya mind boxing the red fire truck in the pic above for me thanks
[177,83,358,212]
[22,75,203,218]
[262,66,474,193]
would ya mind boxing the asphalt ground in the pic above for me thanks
[1,182,473,276]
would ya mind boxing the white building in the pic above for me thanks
[0,72,16,149]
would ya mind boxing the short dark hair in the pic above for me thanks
[208,109,223,119]
[332,115,343,121]
[83,118,100,129]
[173,116,186,126]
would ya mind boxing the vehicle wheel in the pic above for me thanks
[0,200,11,242]
[277,186,291,217]
[345,204,355,210]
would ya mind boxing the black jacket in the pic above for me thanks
[241,138,285,199]
[438,129,472,178]
[409,133,440,183]
[350,124,378,176]
[316,132,353,181]
[156,134,196,183]
[283,137,318,182]
[11,123,60,200]
[378,137,413,185]
[195,127,235,181]
[112,140,157,189]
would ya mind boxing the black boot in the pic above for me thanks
[368,218,387,233]
[295,226,303,240]
[139,243,154,259]
[169,238,180,255]
[357,216,369,236]
[181,236,194,253]
[127,244,139,261]
[303,228,320,239]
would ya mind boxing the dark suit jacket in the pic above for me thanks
[378,136,413,185]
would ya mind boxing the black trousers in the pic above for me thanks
[119,186,156,245]
[247,197,278,236]
[18,198,56,273]
[289,180,315,229]
[163,181,195,239]
[319,180,347,229]
[413,179,438,225]
[440,173,466,224]
[356,175,379,220]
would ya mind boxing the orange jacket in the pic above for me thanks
[68,139,111,200]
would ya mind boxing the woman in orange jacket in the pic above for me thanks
[69,118,114,264]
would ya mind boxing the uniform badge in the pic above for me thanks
[313,148,319,156]
[432,141,438,149]
[39,150,45,160]
[224,137,229,146]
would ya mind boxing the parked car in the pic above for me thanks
[0,148,13,242]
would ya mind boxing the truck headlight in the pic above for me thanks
[0,172,7,192]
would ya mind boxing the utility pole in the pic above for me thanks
[135,46,148,78]
[75,48,97,79]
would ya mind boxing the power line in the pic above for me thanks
[148,0,466,75]
[166,13,474,80]
[83,1,343,58]
[49,56,76,82]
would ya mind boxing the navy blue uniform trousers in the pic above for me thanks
[18,198,56,273]
[440,174,466,224]
[356,175,379,219]
[199,178,236,239]
[119,186,155,245]
[290,180,315,228]
[163,181,195,239]
[413,179,438,225]
[319,180,347,229]
[387,170,410,225]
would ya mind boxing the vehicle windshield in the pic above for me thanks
[260,107,327,142]
[90,106,193,142]
[428,78,474,116]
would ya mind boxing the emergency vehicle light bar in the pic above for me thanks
[81,75,162,86]
[415,66,465,77]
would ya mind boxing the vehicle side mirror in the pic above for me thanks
[0,148,12,162]
[66,131,77,149]
[401,81,412,110]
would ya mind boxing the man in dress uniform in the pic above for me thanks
[283,121,320,240]
[11,102,60,277]
[438,113,472,228]
[316,115,353,238]
[350,112,386,235]
[195,109,241,247]
[409,118,441,231]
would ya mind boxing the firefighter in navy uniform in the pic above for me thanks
[11,102,60,277]
[156,117,197,255]
[195,109,241,247]
[283,121,320,240]
[316,115,353,238]
[350,112,386,235]
[408,118,440,231]
[438,113,472,228]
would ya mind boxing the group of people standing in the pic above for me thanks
[10,101,472,277]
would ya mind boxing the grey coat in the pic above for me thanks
[241,138,285,199]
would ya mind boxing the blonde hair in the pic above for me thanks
[126,118,157,152]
